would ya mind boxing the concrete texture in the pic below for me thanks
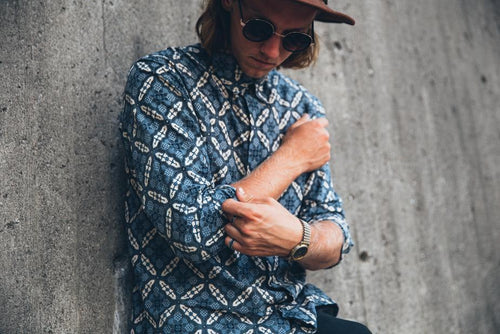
[0,0,498,333]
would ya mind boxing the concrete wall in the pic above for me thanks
[0,0,498,333]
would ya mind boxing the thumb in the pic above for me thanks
[290,113,310,129]
[236,187,254,203]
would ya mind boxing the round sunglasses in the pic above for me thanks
[237,0,315,53]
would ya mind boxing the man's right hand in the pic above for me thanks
[280,114,331,173]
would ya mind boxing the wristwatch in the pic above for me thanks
[288,219,311,261]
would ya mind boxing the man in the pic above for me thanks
[120,0,371,333]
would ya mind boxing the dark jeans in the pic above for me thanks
[316,308,372,334]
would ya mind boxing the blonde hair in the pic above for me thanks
[195,0,320,69]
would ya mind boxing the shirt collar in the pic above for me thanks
[211,50,274,101]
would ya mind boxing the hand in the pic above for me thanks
[222,188,303,257]
[280,114,331,173]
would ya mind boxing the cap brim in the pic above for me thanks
[290,0,355,25]
[316,10,355,25]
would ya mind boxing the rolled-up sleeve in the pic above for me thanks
[120,57,236,263]
[299,163,354,256]
[297,97,354,257]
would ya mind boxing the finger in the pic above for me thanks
[227,237,235,250]
[290,113,310,129]
[222,198,255,218]
[312,117,329,127]
[226,215,254,239]
[225,222,244,238]
[224,214,237,224]
[225,236,241,251]
[222,198,242,216]
[236,187,254,203]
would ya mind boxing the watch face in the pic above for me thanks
[293,245,308,260]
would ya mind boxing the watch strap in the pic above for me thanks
[301,219,311,245]
[288,219,311,261]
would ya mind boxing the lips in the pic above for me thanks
[255,58,274,65]
[250,56,276,68]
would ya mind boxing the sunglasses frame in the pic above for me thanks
[237,0,315,53]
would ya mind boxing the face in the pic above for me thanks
[222,0,317,79]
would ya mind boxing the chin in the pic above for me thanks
[242,66,271,79]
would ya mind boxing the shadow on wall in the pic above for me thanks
[112,120,133,333]
[113,250,133,334]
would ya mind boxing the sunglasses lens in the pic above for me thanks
[283,33,312,52]
[243,19,274,42]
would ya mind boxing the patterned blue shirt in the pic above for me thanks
[120,44,353,334]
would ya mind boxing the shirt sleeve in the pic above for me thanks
[297,93,354,257]
[120,55,236,263]
[298,163,354,256]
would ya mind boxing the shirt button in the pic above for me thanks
[232,87,240,96]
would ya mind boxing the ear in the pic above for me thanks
[220,0,234,11]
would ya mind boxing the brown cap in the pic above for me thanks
[291,0,355,25]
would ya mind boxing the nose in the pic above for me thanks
[259,34,282,59]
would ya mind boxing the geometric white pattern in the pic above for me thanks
[120,44,353,333]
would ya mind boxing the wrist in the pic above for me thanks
[288,219,311,261]
[274,144,306,178]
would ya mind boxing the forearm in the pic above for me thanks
[223,193,347,267]
[298,220,345,270]
[232,146,303,200]
[232,115,331,200]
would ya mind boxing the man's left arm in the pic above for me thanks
[222,161,352,271]
[222,186,352,270]
[222,94,352,269]
[296,161,354,269]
